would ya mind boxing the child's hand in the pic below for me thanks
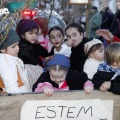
[66,39,73,47]
[44,87,53,96]
[100,81,111,91]
[84,86,93,94]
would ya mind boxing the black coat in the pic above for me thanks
[18,39,49,66]
[110,18,120,38]
[101,12,113,30]
[70,37,90,72]
[32,70,88,91]
[92,71,120,95]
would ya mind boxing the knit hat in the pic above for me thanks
[0,29,20,50]
[91,6,97,10]
[16,19,39,35]
[84,38,103,54]
[47,54,70,68]
[33,17,48,37]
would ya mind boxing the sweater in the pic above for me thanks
[32,70,89,91]
[18,39,49,66]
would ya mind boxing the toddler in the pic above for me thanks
[0,29,31,93]
[34,17,52,52]
[92,42,120,94]
[16,19,49,66]
[84,38,104,79]
[33,54,94,96]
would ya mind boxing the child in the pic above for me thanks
[83,38,104,79]
[92,42,120,95]
[65,22,91,72]
[32,54,94,96]
[16,19,49,66]
[33,17,52,52]
[0,29,31,93]
[48,26,72,57]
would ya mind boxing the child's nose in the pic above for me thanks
[56,78,60,81]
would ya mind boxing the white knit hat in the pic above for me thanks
[84,38,103,54]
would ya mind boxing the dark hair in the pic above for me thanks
[115,10,120,19]
[87,43,103,56]
[65,23,84,34]
[105,7,109,12]
[48,26,64,36]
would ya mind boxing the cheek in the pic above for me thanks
[50,40,55,45]
[50,76,54,81]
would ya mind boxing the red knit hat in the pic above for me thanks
[34,17,48,37]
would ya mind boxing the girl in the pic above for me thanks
[83,38,104,79]
[16,19,49,66]
[48,26,72,57]
[32,54,94,96]
[0,29,31,93]
[92,42,120,95]
[65,22,90,72]
[33,17,52,52]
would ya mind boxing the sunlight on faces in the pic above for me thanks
[49,69,67,84]
[22,28,39,44]
[65,28,83,47]
[89,46,104,61]
[49,30,64,49]
[1,42,19,57]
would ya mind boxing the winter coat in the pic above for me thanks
[0,54,31,93]
[18,39,49,66]
[88,11,102,39]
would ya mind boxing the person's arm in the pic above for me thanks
[35,44,49,58]
[59,43,71,57]
[92,71,108,90]
[32,71,51,91]
[96,29,120,43]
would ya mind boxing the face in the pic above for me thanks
[89,46,104,61]
[112,61,120,68]
[23,28,39,44]
[65,27,83,47]
[49,30,64,48]
[90,9,95,13]
[1,42,19,57]
[49,69,67,84]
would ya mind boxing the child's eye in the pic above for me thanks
[73,33,76,37]
[66,36,70,39]
[35,32,38,35]
[50,36,55,39]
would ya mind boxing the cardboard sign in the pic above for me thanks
[21,99,113,120]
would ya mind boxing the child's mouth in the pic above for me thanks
[55,42,59,44]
